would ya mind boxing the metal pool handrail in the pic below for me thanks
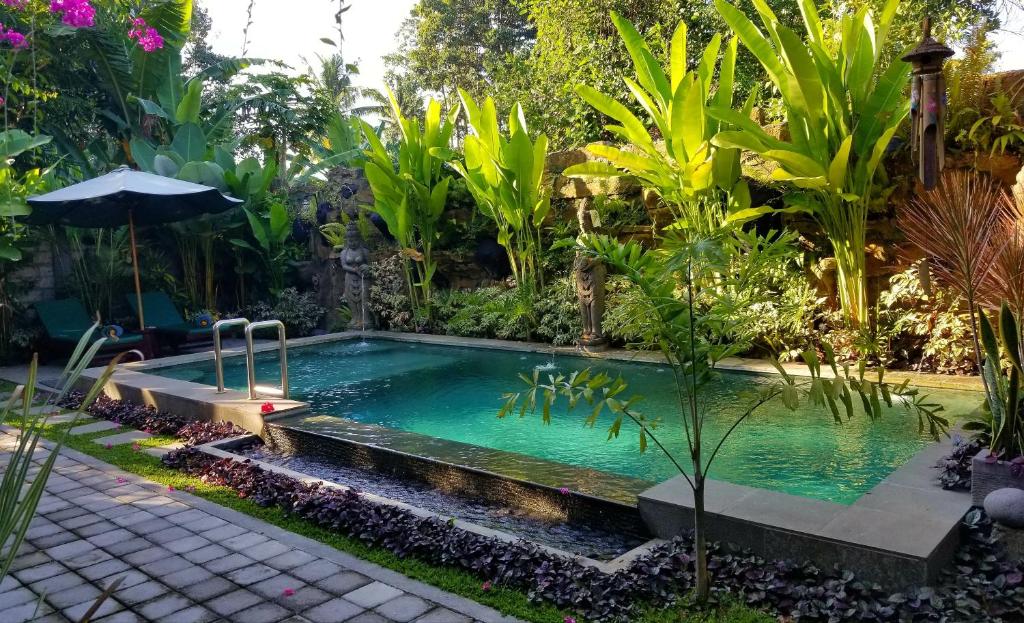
[213,318,250,393]
[244,320,289,400]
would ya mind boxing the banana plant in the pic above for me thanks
[287,112,365,188]
[562,12,761,237]
[360,88,458,317]
[440,90,551,293]
[979,302,1024,460]
[230,200,291,294]
[708,0,910,329]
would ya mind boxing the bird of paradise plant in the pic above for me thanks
[360,89,458,318]
[709,0,910,330]
[562,12,764,237]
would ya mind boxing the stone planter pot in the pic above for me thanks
[972,454,1024,506]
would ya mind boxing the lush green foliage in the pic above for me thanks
[710,0,909,329]
[444,91,551,292]
[979,303,1024,459]
[361,91,458,317]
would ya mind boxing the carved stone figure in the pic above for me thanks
[339,221,375,330]
[574,201,607,349]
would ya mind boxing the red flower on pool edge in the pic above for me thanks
[167,485,175,492]
[481,580,492,591]
[559,487,570,496]
[260,402,276,414]
[282,588,295,597]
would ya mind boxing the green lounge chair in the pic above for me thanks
[126,292,213,352]
[34,298,144,356]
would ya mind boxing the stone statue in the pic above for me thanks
[339,221,375,330]
[574,201,607,350]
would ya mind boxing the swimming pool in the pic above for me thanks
[151,338,981,504]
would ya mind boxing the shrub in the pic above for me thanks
[533,278,580,346]
[435,285,533,341]
[249,287,325,337]
[369,253,417,332]
[162,447,1024,622]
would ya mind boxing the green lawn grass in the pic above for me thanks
[32,418,770,623]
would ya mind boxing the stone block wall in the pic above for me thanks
[8,242,56,306]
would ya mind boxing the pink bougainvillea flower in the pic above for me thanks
[282,588,295,597]
[0,26,28,49]
[481,580,492,592]
[563,617,577,623]
[116,477,127,485]
[104,443,112,450]
[167,485,175,492]
[127,17,163,52]
[49,0,95,29]
[260,402,276,415]
[185,485,196,493]
[1,0,27,8]
[559,487,570,496]
[131,443,141,452]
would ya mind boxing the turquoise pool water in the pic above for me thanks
[152,339,982,503]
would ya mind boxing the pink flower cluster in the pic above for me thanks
[0,24,27,49]
[128,17,163,52]
[1,0,28,9]
[49,0,95,29]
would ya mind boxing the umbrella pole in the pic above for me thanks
[129,210,145,331]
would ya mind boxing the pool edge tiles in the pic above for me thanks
[266,411,654,507]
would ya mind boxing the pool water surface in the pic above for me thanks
[151,339,981,504]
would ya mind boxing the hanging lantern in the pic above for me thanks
[902,18,954,191]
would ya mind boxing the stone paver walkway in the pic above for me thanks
[1,432,522,623]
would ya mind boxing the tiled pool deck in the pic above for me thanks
[0,432,522,623]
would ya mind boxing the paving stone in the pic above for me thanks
[264,549,317,571]
[232,601,293,623]
[223,532,270,551]
[79,558,130,582]
[279,585,332,612]
[103,537,151,557]
[164,535,211,555]
[180,515,228,533]
[64,547,113,570]
[292,559,343,583]
[0,586,38,608]
[69,421,121,435]
[130,516,174,534]
[226,563,280,586]
[28,571,83,595]
[63,595,123,621]
[199,523,247,541]
[112,580,168,606]
[178,576,236,602]
[111,510,159,527]
[98,569,150,591]
[95,610,145,623]
[13,561,65,584]
[87,528,135,548]
[347,613,389,623]
[205,553,255,574]
[375,594,432,622]
[137,593,193,620]
[143,443,183,459]
[344,582,404,609]
[44,539,94,561]
[249,573,306,600]
[155,604,218,623]
[6,599,54,623]
[148,526,194,545]
[414,608,473,623]
[248,540,292,561]
[9,551,49,572]
[205,588,263,617]
[139,554,192,576]
[183,543,231,564]
[161,565,215,590]
[26,522,65,540]
[162,509,210,525]
[29,530,78,549]
[44,413,92,424]
[59,513,105,531]
[91,431,151,446]
[122,546,171,567]
[315,572,372,595]
[302,597,364,623]
[45,581,101,609]
[149,501,191,517]
[0,574,21,592]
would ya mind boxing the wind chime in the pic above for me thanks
[902,18,954,191]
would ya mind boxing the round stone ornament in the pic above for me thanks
[983,487,1024,529]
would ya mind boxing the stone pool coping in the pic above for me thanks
[80,330,982,589]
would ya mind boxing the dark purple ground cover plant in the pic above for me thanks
[163,446,1024,622]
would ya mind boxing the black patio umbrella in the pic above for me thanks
[26,166,243,330]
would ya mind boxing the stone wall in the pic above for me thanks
[8,241,56,306]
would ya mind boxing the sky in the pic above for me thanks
[201,0,1023,90]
